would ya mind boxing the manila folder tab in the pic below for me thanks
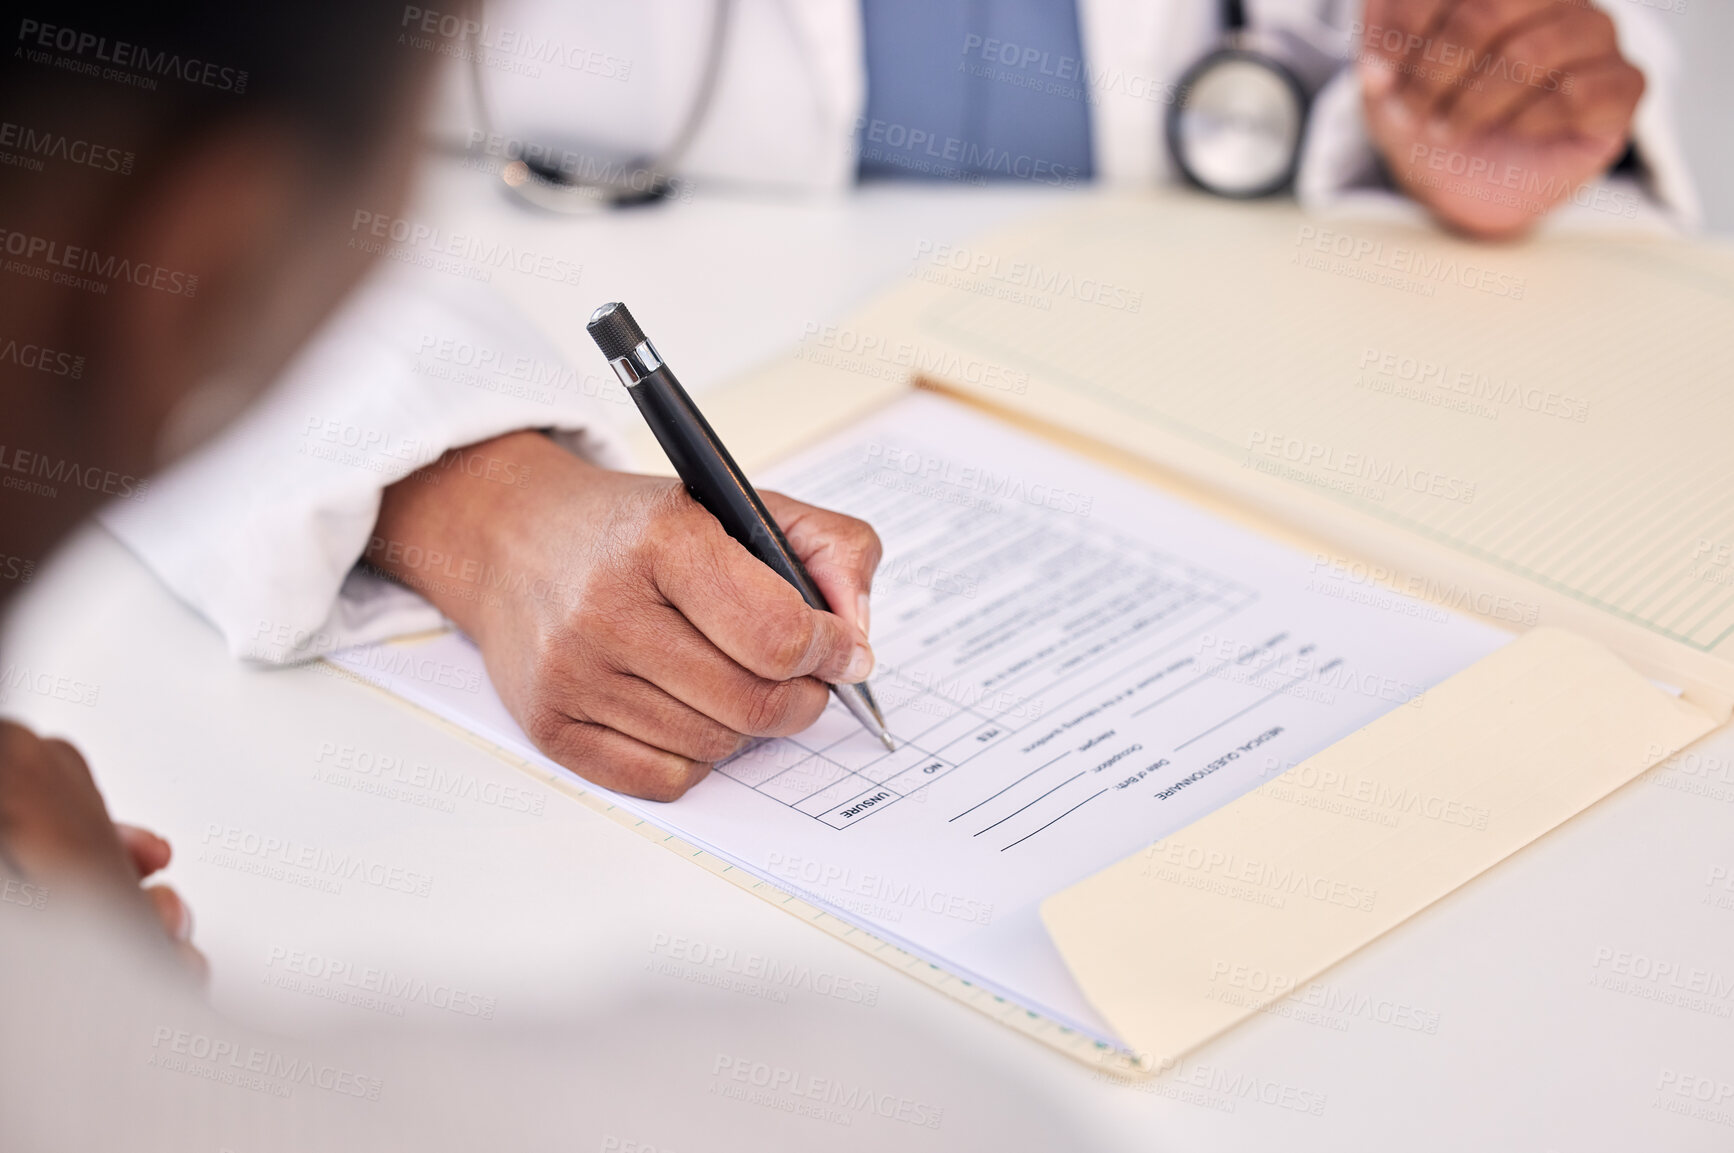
[1040,627,1721,1064]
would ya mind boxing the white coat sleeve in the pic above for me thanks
[97,263,636,665]
[1297,1,1701,232]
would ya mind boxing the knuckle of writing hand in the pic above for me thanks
[640,780,683,803]
[739,680,798,735]
[522,701,573,750]
[569,579,650,648]
[619,487,686,564]
[527,623,577,678]
[691,724,740,763]
[573,598,634,653]
[762,613,819,679]
[843,518,884,570]
[641,759,703,802]
[622,523,667,574]
[652,486,705,534]
[569,563,614,613]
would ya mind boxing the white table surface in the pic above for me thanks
[5,156,1734,1151]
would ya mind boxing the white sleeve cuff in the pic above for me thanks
[100,262,635,665]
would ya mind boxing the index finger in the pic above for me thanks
[760,490,883,637]
[650,503,874,685]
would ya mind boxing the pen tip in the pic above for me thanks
[880,732,896,753]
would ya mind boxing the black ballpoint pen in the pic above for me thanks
[586,301,895,753]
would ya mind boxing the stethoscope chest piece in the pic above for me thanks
[1166,45,1308,199]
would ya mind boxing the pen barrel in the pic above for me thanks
[628,366,831,613]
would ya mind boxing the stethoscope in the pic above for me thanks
[1166,0,1318,198]
[465,0,737,213]
[468,0,1322,213]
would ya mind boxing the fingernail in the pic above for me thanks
[1361,62,1394,98]
[843,644,874,683]
[1382,96,1414,132]
[856,593,872,638]
[175,901,193,942]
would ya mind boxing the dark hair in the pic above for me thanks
[1,1,436,182]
